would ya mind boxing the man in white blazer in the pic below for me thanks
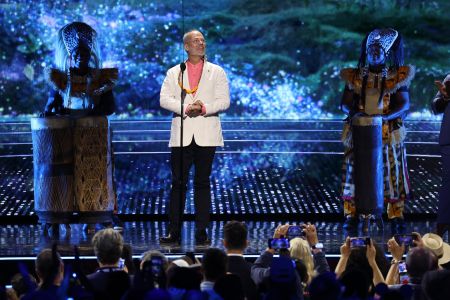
[159,30,230,244]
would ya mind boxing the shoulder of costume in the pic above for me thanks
[44,67,66,92]
[339,68,360,90]
[443,74,450,83]
[385,65,415,93]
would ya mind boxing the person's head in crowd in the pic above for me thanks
[92,228,123,267]
[223,221,248,254]
[140,250,169,273]
[121,243,135,274]
[421,233,450,267]
[214,273,245,300]
[167,266,202,291]
[421,269,450,300]
[290,237,314,283]
[309,271,342,300]
[10,272,37,298]
[265,256,298,300]
[405,246,438,284]
[293,258,309,286]
[344,246,373,287]
[201,248,227,282]
[373,241,390,277]
[340,267,371,299]
[35,248,64,288]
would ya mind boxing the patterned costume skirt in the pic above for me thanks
[341,121,411,218]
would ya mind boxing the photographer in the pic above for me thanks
[335,237,385,287]
[251,224,304,300]
[387,245,438,299]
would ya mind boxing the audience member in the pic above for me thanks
[223,220,258,300]
[22,248,64,300]
[388,246,438,299]
[214,273,245,300]
[87,228,131,300]
[421,269,450,300]
[200,248,227,299]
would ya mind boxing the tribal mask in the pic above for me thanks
[366,28,398,56]
[61,22,96,55]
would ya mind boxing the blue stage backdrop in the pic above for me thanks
[0,0,449,119]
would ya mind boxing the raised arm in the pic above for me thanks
[431,75,450,114]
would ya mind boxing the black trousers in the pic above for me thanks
[168,138,216,233]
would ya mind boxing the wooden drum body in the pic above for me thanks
[31,116,115,224]
[74,117,115,223]
[31,117,74,223]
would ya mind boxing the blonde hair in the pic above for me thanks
[289,238,315,283]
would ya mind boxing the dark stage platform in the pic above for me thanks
[0,119,446,258]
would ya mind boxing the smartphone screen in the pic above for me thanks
[398,261,409,284]
[286,225,304,239]
[394,234,413,247]
[268,238,290,250]
[350,237,366,248]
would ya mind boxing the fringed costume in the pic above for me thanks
[340,28,414,233]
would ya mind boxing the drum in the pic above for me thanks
[73,116,115,223]
[352,116,384,215]
[31,117,74,224]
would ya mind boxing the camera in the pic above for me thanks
[394,234,415,247]
[350,237,370,248]
[398,261,409,284]
[286,225,305,239]
[268,238,290,250]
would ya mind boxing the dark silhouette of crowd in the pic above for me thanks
[1,222,449,300]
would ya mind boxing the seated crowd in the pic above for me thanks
[1,221,450,300]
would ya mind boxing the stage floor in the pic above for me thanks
[0,119,442,218]
[0,118,445,257]
[0,220,446,257]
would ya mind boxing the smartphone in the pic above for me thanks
[268,237,290,250]
[398,261,409,284]
[350,237,370,248]
[394,234,414,247]
[151,256,163,278]
[118,258,125,269]
[286,225,305,239]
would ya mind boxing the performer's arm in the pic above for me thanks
[383,86,410,121]
[431,75,450,114]
[202,68,230,116]
[44,90,63,116]
[340,85,354,116]
[160,69,189,116]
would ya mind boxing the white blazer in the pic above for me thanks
[160,61,230,147]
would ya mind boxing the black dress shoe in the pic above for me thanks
[160,233,181,244]
[195,230,210,245]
